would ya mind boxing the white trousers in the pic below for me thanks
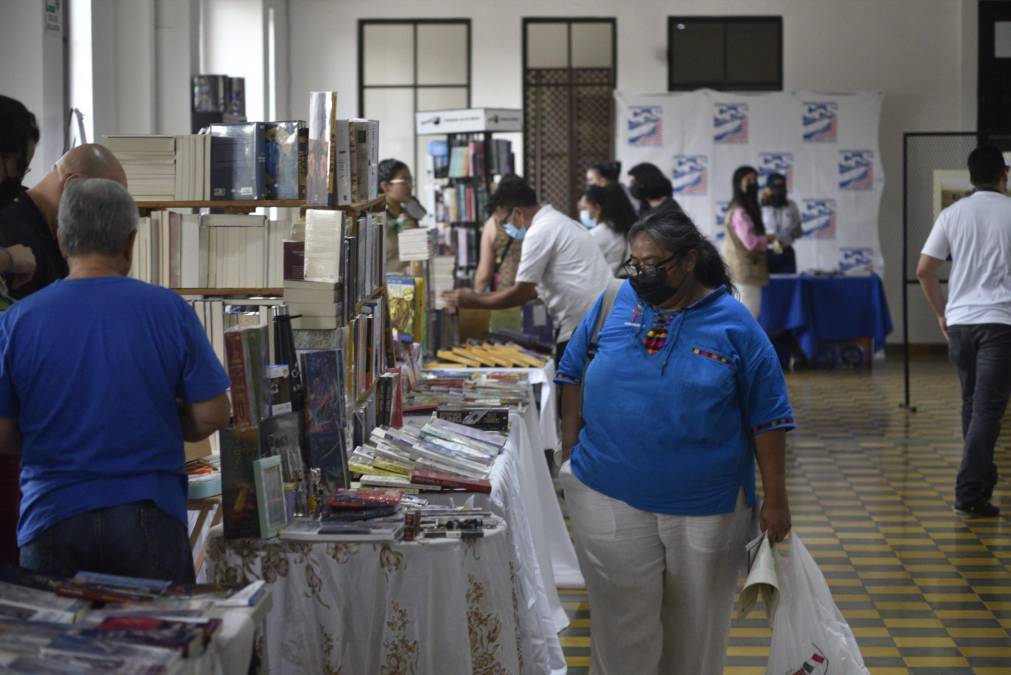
[737,284,763,319]
[560,462,751,675]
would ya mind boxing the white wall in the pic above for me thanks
[202,0,267,121]
[0,1,64,185]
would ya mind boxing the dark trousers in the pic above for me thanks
[766,246,797,274]
[20,501,195,584]
[948,324,1011,506]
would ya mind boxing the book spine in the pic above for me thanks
[410,470,492,494]
[224,331,255,429]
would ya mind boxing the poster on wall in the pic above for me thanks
[615,90,885,275]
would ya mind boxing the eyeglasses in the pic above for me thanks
[388,177,413,187]
[620,255,676,278]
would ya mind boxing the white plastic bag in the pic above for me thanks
[767,534,869,675]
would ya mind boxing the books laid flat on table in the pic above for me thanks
[280,517,403,542]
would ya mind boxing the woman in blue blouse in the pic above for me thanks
[556,208,793,675]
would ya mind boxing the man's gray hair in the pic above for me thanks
[58,178,138,257]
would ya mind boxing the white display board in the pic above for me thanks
[616,90,885,275]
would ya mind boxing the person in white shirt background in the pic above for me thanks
[760,172,803,274]
[917,144,1011,519]
[578,183,637,275]
[444,174,611,367]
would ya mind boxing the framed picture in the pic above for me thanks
[253,455,287,538]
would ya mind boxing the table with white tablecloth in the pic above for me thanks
[425,365,582,591]
[205,519,527,675]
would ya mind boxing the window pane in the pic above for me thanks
[670,20,725,86]
[363,24,414,86]
[726,22,780,85]
[417,24,468,85]
[417,87,469,111]
[527,23,568,68]
[364,87,415,173]
[571,22,613,68]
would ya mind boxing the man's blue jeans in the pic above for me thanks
[20,500,194,584]
[948,324,1011,506]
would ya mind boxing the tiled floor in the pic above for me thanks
[558,356,1011,674]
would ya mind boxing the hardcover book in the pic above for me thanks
[253,455,287,538]
[220,426,262,539]
[306,91,337,207]
[265,121,307,199]
[300,350,342,433]
[307,430,349,492]
[208,123,267,200]
[259,412,303,483]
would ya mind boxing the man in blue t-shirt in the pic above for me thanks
[0,178,231,583]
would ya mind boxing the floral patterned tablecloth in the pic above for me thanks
[206,520,525,675]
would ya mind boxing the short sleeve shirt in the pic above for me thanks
[921,191,1011,326]
[0,277,231,546]
[515,205,612,343]
[555,282,794,515]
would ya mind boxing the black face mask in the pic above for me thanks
[0,178,24,208]
[745,184,759,201]
[629,183,647,202]
[769,187,787,207]
[629,258,681,306]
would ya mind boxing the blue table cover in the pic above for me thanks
[758,274,893,360]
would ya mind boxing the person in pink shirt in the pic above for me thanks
[723,166,778,317]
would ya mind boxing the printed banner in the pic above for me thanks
[615,90,885,275]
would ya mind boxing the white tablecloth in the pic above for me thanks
[205,521,527,675]
[426,365,582,590]
[426,412,568,673]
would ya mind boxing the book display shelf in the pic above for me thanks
[416,108,522,288]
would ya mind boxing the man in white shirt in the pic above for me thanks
[918,145,1011,518]
[445,175,611,365]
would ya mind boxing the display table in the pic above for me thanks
[759,273,893,361]
[424,412,569,672]
[422,365,582,592]
[205,520,527,675]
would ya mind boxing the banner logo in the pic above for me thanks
[801,199,837,239]
[714,103,748,144]
[803,102,838,142]
[839,247,875,274]
[758,152,794,190]
[628,106,662,146]
[714,201,731,239]
[671,155,708,195]
[839,150,874,190]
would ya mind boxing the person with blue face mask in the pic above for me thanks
[580,183,637,275]
[444,174,611,368]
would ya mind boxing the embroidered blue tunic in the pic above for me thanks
[556,281,794,516]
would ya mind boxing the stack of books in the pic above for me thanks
[397,228,435,262]
[431,256,456,310]
[173,134,212,200]
[429,342,547,369]
[0,570,268,672]
[404,370,531,415]
[105,135,176,201]
[282,488,404,542]
[283,279,341,330]
[348,417,507,491]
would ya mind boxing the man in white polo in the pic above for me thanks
[445,175,611,366]
[918,144,1011,518]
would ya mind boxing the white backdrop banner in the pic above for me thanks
[616,90,885,275]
